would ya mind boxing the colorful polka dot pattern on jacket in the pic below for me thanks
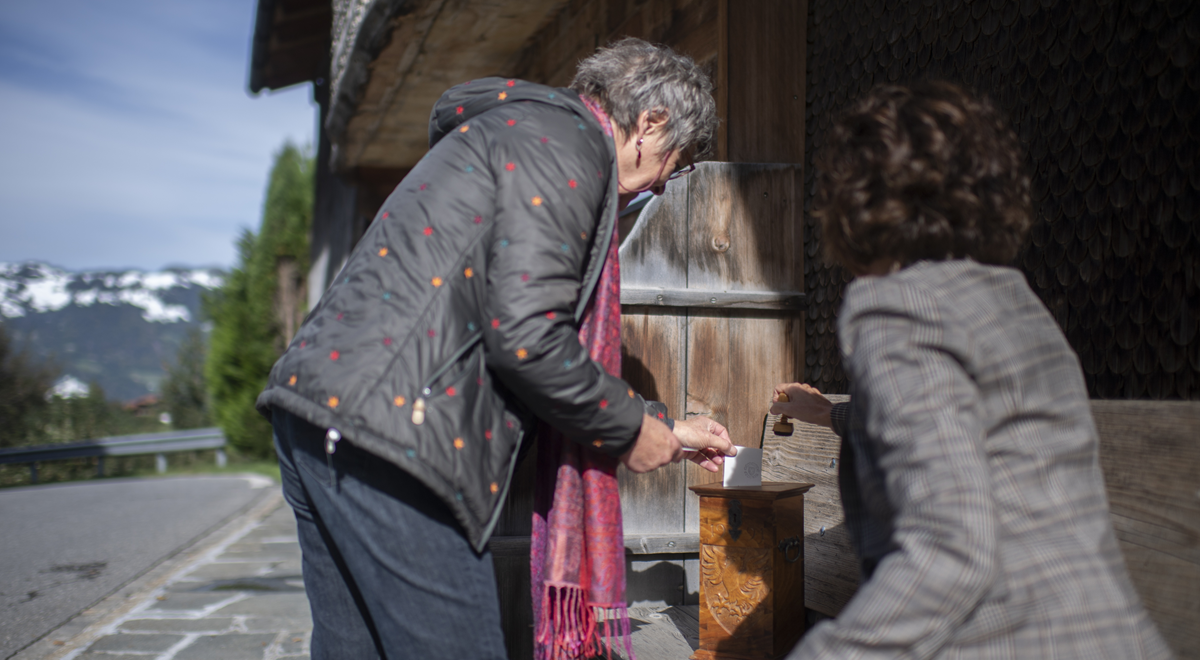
[258,78,636,545]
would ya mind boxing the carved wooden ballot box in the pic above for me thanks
[688,482,814,660]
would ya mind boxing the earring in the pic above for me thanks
[636,137,643,166]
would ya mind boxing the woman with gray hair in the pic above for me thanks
[257,38,731,660]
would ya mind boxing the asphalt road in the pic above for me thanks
[0,475,274,659]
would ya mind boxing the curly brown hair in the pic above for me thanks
[813,81,1032,274]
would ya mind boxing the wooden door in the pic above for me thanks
[619,161,805,601]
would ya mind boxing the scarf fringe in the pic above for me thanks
[534,585,635,660]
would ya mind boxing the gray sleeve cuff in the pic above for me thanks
[830,401,851,438]
[640,397,674,431]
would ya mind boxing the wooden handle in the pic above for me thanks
[773,392,793,435]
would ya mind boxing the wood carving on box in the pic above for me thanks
[698,502,772,547]
[691,483,812,659]
[700,544,771,634]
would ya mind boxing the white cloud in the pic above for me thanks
[0,0,317,271]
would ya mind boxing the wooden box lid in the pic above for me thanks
[690,482,814,501]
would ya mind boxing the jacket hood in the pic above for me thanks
[429,78,593,148]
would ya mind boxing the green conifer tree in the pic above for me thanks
[0,323,58,447]
[162,327,211,429]
[205,143,313,457]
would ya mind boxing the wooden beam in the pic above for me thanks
[249,0,331,93]
[621,286,805,311]
[352,166,410,187]
[1092,400,1200,658]
[720,0,806,163]
[271,14,332,44]
[488,533,701,558]
[716,0,728,161]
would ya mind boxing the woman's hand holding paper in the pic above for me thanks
[673,416,736,472]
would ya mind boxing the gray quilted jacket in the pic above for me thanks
[257,78,658,551]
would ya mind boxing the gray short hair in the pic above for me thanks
[570,38,717,156]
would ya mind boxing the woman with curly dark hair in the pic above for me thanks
[774,82,1171,658]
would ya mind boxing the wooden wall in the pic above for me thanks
[510,0,722,90]
[762,400,1200,660]
[619,160,804,603]
[801,0,1200,400]
[493,2,810,656]
[509,0,808,162]
[1093,401,1200,658]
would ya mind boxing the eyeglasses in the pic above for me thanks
[667,163,696,181]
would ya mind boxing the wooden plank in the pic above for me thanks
[664,604,701,645]
[337,0,570,170]
[607,606,700,659]
[715,0,728,161]
[494,446,535,538]
[689,482,813,501]
[509,0,720,94]
[621,172,690,537]
[625,533,701,554]
[621,310,688,535]
[729,314,801,447]
[684,162,803,532]
[619,176,689,288]
[1092,400,1200,660]
[628,556,688,608]
[685,312,731,471]
[621,286,805,310]
[684,311,805,522]
[492,552,533,659]
[724,0,806,163]
[760,396,855,618]
[492,439,536,659]
[489,533,700,556]
[620,310,687,413]
[684,163,800,294]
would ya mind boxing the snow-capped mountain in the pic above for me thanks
[0,262,221,322]
[1,262,224,401]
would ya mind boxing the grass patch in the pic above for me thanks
[0,448,279,489]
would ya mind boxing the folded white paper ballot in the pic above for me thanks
[722,446,763,487]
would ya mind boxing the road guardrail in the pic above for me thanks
[0,427,227,484]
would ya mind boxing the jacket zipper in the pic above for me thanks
[411,330,482,425]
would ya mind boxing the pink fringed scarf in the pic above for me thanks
[530,97,633,660]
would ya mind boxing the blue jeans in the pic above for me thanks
[271,409,507,660]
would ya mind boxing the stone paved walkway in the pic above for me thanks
[62,499,311,660]
[26,487,699,660]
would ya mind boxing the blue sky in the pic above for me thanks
[0,0,316,272]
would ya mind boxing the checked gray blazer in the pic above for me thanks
[789,260,1171,659]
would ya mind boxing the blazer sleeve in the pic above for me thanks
[829,401,851,438]
[790,277,999,659]
[481,106,643,455]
